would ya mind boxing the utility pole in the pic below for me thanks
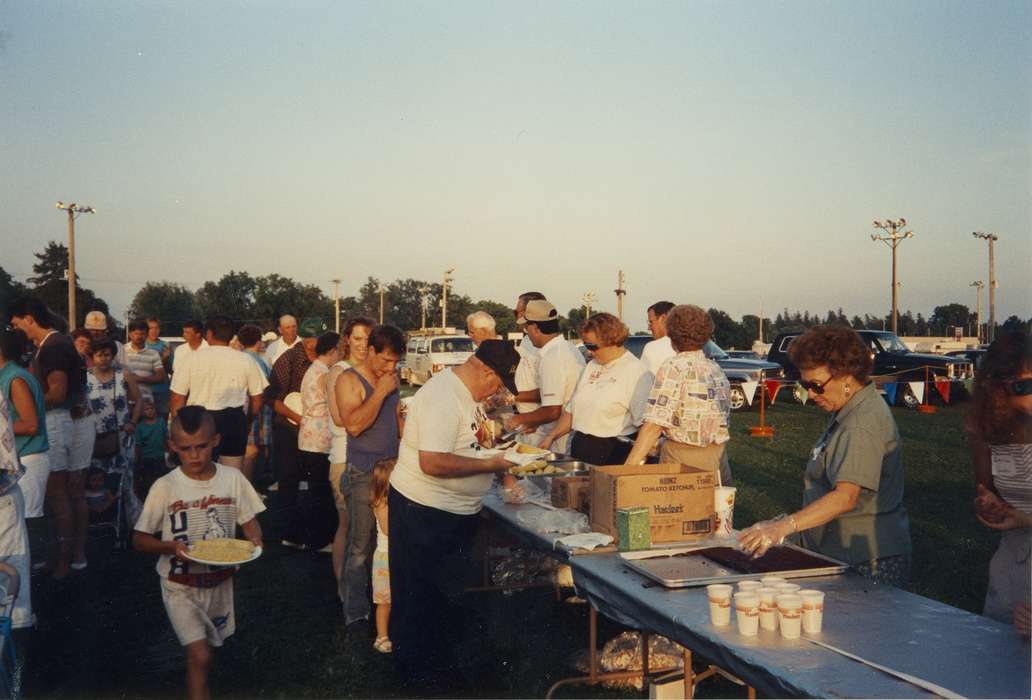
[378,285,386,325]
[580,292,597,321]
[56,201,95,330]
[441,268,454,329]
[331,279,341,333]
[614,270,626,321]
[418,287,429,331]
[972,232,999,343]
[758,305,764,344]
[871,218,913,335]
[970,281,984,343]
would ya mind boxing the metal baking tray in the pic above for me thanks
[621,543,848,588]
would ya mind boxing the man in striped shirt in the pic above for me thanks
[125,319,167,401]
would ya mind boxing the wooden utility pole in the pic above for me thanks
[418,286,429,331]
[871,218,914,335]
[332,279,341,333]
[378,285,386,325]
[972,232,998,342]
[56,202,94,330]
[581,292,597,321]
[441,268,454,329]
[970,281,984,343]
[614,270,626,321]
[758,305,764,344]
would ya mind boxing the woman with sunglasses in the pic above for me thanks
[539,313,652,464]
[968,330,1031,635]
[738,325,912,586]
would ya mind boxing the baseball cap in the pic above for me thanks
[261,331,278,343]
[474,339,520,394]
[517,299,558,325]
[84,311,108,330]
[298,317,326,338]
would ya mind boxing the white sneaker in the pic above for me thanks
[267,482,279,492]
[316,544,333,554]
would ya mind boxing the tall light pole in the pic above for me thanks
[441,268,454,329]
[970,281,984,343]
[614,270,626,321]
[331,279,341,333]
[871,218,914,335]
[972,232,999,343]
[580,292,597,320]
[418,286,429,331]
[378,285,386,325]
[56,201,95,330]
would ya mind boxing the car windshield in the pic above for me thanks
[703,340,728,360]
[874,333,910,353]
[431,338,474,353]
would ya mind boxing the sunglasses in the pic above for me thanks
[798,376,834,395]
[1005,378,1032,397]
[583,343,599,352]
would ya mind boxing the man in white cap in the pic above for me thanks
[84,310,127,368]
[505,299,585,452]
[264,315,300,368]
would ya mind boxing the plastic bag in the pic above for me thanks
[515,507,589,535]
[489,547,556,588]
[576,631,684,689]
[501,478,545,504]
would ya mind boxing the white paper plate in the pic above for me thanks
[184,543,263,567]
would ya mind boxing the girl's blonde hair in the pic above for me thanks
[370,458,396,508]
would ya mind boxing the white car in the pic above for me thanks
[407,334,475,386]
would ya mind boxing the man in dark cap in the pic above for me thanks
[386,339,520,687]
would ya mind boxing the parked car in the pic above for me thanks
[727,350,760,360]
[767,330,974,407]
[406,334,475,386]
[623,336,784,411]
[398,336,421,384]
[945,348,986,370]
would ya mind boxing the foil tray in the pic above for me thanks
[621,543,848,588]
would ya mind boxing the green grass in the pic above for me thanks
[21,401,993,698]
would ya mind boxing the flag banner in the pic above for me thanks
[934,381,951,404]
[909,382,925,404]
[793,383,808,405]
[741,381,758,406]
[765,380,782,404]
[883,383,898,405]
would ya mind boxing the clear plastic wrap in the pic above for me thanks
[515,507,589,535]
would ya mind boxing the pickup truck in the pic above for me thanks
[766,330,974,407]
[623,336,784,412]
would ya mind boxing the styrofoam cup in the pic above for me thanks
[775,582,801,595]
[707,584,733,626]
[737,580,763,592]
[777,594,804,639]
[734,592,760,636]
[757,586,780,631]
[714,486,736,537]
[800,589,825,634]
[760,575,786,588]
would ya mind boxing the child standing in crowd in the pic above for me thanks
[133,406,265,700]
[84,467,117,517]
[134,397,167,497]
[370,457,395,654]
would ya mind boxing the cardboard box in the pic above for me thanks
[551,476,590,513]
[590,464,716,545]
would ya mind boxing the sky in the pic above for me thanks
[2,0,1029,333]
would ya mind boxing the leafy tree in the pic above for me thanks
[929,303,970,335]
[708,308,750,349]
[195,271,257,322]
[0,266,28,320]
[1001,315,1030,335]
[26,241,108,328]
[128,282,199,335]
[252,274,332,327]
[741,314,773,344]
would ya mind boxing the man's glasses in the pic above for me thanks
[798,376,834,395]
[1005,378,1032,397]
[583,343,599,352]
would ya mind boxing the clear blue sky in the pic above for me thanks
[2,0,1029,332]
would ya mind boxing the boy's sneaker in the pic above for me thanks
[280,539,307,550]
[267,482,279,492]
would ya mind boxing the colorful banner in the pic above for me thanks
[908,381,925,405]
[934,381,951,404]
[883,383,898,405]
[741,381,758,406]
[765,379,782,404]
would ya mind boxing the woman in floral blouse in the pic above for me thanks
[297,332,341,549]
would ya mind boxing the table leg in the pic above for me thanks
[683,648,694,699]
[589,607,598,678]
[641,630,650,695]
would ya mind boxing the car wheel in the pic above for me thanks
[729,384,749,412]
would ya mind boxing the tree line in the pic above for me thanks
[2,241,1028,345]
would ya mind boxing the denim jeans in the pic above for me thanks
[339,464,375,624]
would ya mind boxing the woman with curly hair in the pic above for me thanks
[738,325,912,586]
[968,330,1031,635]
[624,305,733,484]
[540,313,653,465]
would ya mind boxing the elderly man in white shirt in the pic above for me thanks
[505,300,585,453]
[264,315,300,368]
[510,292,546,432]
[465,310,497,347]
[170,316,268,470]
[640,301,675,375]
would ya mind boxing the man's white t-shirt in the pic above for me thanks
[641,336,675,375]
[169,346,269,410]
[134,464,265,581]
[390,369,496,516]
[568,351,653,438]
[173,339,209,372]
[264,336,301,370]
[514,336,540,415]
[534,335,586,452]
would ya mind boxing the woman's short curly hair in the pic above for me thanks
[665,305,714,352]
[581,313,628,348]
[788,325,873,383]
[967,330,1031,444]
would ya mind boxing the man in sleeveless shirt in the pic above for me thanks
[334,325,406,626]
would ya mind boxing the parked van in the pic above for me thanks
[407,334,475,386]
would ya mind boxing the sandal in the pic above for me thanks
[373,637,393,654]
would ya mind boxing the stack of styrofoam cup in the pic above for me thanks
[776,594,804,639]
[799,589,825,634]
[707,584,733,626]
[757,586,780,632]
[734,592,760,636]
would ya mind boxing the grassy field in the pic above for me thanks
[21,401,994,698]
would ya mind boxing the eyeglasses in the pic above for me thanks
[583,343,599,352]
[798,376,834,395]
[1005,378,1032,396]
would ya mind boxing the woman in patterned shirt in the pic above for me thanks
[969,330,1031,635]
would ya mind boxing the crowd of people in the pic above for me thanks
[0,291,1027,698]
